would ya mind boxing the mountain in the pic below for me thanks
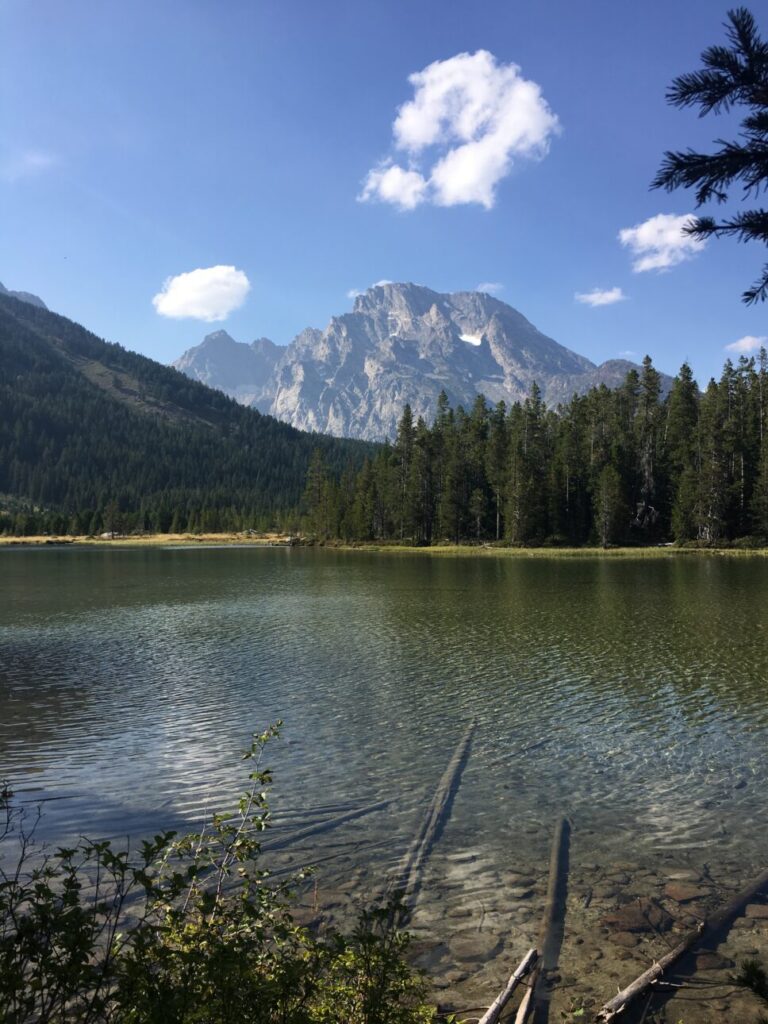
[0,280,47,310]
[173,283,672,441]
[0,292,371,522]
[173,330,280,410]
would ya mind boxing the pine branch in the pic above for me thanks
[727,7,761,61]
[744,262,768,303]
[686,209,768,244]
[666,8,768,114]
[743,109,768,135]
[652,142,768,201]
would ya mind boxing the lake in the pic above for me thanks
[2,546,767,1021]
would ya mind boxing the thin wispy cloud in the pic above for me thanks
[476,281,504,295]
[619,213,706,272]
[619,349,638,359]
[153,265,250,322]
[360,50,559,211]
[725,335,767,354]
[575,286,626,307]
[0,149,58,183]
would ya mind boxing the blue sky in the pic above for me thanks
[1,0,765,384]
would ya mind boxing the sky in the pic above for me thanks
[1,0,766,385]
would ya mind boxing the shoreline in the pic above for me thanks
[1,533,767,557]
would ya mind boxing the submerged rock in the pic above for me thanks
[449,933,503,963]
[600,901,672,933]
[667,869,702,882]
[664,882,709,902]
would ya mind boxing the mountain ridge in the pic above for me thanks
[173,283,671,440]
[0,291,371,522]
[0,280,48,310]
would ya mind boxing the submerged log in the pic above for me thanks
[478,948,538,1024]
[393,719,476,907]
[514,984,534,1024]
[260,798,391,852]
[596,864,768,1022]
[518,818,571,1024]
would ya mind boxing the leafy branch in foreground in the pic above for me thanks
[652,7,768,303]
[0,726,434,1024]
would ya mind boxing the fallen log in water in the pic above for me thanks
[478,948,538,1024]
[596,864,768,1022]
[260,798,391,852]
[392,719,475,908]
[514,983,534,1024]
[517,817,571,1024]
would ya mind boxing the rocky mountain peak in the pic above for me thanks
[174,283,671,440]
[172,330,280,411]
[251,336,278,354]
[201,329,237,345]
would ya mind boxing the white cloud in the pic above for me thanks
[373,279,393,287]
[360,50,559,210]
[476,281,504,295]
[619,349,638,359]
[725,335,767,354]
[0,149,57,183]
[359,164,427,210]
[575,286,627,307]
[152,265,250,322]
[619,213,706,273]
[346,288,363,299]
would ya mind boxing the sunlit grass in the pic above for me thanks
[1,534,767,557]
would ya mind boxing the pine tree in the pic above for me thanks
[302,449,331,539]
[485,401,508,540]
[665,362,700,539]
[393,404,416,540]
[633,356,663,534]
[652,7,768,303]
[595,465,624,547]
[696,381,727,542]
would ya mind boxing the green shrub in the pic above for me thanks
[0,727,435,1024]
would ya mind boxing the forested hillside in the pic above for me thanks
[0,294,372,534]
[304,354,768,547]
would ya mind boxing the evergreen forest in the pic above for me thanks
[303,353,768,547]
[0,294,372,536]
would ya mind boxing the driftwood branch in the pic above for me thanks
[596,864,768,1022]
[478,948,538,1024]
[392,720,475,907]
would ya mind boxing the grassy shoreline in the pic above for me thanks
[0,531,295,547]
[2,532,768,557]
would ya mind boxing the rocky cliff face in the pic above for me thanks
[173,330,280,410]
[174,283,668,440]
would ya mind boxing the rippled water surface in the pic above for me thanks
[2,547,768,1019]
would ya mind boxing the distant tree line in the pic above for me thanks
[0,498,302,539]
[302,353,768,547]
